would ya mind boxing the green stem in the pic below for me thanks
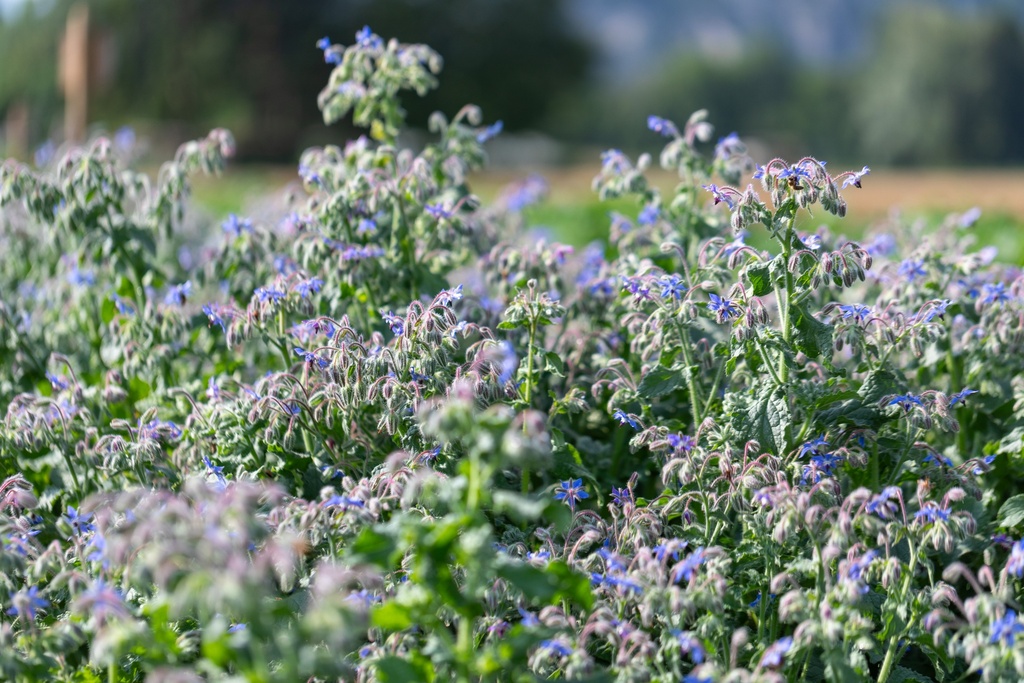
[673,319,703,432]
[521,319,537,493]
[700,360,726,423]
[753,333,785,388]
[877,539,919,683]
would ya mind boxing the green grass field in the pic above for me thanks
[190,165,1024,263]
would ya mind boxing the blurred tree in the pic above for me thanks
[853,6,1024,165]
[555,46,855,164]
[0,0,591,160]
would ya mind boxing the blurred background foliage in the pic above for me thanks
[1,0,1023,166]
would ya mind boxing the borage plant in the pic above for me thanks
[2,25,1024,683]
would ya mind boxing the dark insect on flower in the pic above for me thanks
[841,165,871,189]
[837,304,871,324]
[202,304,228,332]
[381,311,404,336]
[777,165,812,190]
[164,281,192,306]
[702,183,736,209]
[671,630,706,664]
[294,346,330,369]
[293,277,323,299]
[554,478,588,512]
[255,287,286,304]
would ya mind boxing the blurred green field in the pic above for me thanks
[190,165,1024,264]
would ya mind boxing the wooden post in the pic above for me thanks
[59,3,90,144]
[4,101,29,160]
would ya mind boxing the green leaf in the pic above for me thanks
[375,655,434,683]
[370,602,414,631]
[496,560,593,610]
[887,665,933,683]
[637,365,685,399]
[493,490,548,522]
[744,261,773,296]
[792,304,832,359]
[351,527,400,567]
[998,494,1024,529]
[100,298,117,324]
[749,382,790,455]
[543,351,565,377]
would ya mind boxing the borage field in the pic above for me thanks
[2,28,1024,683]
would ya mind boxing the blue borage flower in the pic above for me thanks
[554,478,588,512]
[637,204,660,225]
[136,418,183,441]
[202,303,229,332]
[798,435,829,457]
[914,503,951,525]
[495,341,518,384]
[381,311,404,336]
[294,346,330,369]
[476,120,503,144]
[610,486,633,506]
[897,258,927,283]
[707,292,741,323]
[646,115,679,138]
[255,287,285,303]
[888,393,923,412]
[65,506,96,536]
[425,203,453,220]
[435,284,463,307]
[612,409,639,430]
[671,547,706,584]
[1007,539,1024,577]
[659,274,686,300]
[667,432,695,453]
[6,586,49,622]
[837,303,871,323]
[760,636,794,668]
[539,639,572,657]
[356,217,377,234]
[865,486,902,520]
[841,165,871,189]
[671,630,706,664]
[701,183,736,209]
[355,25,384,50]
[322,494,365,509]
[714,131,743,160]
[164,281,192,306]
[293,277,323,299]
[222,213,253,236]
[990,610,1024,647]
[981,282,1011,305]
